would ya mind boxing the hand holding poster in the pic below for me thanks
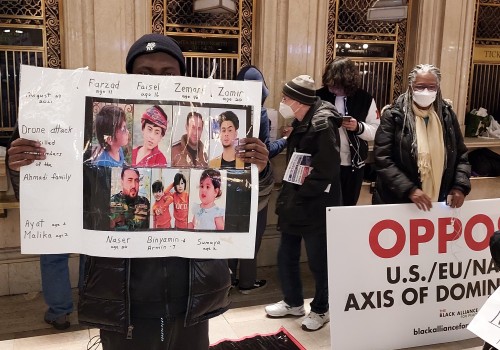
[327,199,500,350]
[18,65,262,258]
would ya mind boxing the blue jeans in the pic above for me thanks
[228,205,268,288]
[40,254,86,321]
[278,231,329,314]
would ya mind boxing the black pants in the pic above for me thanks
[100,317,209,350]
[228,205,268,288]
[340,165,364,206]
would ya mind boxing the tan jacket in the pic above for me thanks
[171,134,208,167]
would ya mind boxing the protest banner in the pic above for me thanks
[327,199,500,350]
[469,283,500,346]
[18,65,261,258]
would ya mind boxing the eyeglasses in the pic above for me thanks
[118,126,129,134]
[412,84,438,92]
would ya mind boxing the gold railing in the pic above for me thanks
[0,49,45,134]
[185,54,239,80]
[353,59,394,109]
[469,63,500,116]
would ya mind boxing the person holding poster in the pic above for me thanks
[373,64,471,211]
[92,105,130,167]
[131,105,169,167]
[171,111,209,167]
[265,75,342,332]
[76,33,271,349]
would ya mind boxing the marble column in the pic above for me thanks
[61,0,151,72]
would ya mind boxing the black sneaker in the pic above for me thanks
[239,280,267,294]
[231,278,239,289]
[44,314,70,330]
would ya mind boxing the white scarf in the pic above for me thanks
[412,104,445,201]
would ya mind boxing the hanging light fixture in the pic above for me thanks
[193,0,237,14]
[367,0,407,22]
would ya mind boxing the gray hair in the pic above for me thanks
[400,64,446,159]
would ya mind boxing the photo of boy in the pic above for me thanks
[92,105,130,167]
[189,169,226,231]
[151,179,174,229]
[132,105,170,167]
[171,172,190,229]
[209,110,245,169]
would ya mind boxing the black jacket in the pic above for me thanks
[275,98,342,235]
[372,95,471,204]
[6,126,232,336]
[317,87,373,168]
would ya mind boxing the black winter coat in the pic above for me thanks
[373,95,471,204]
[6,126,231,337]
[275,98,342,235]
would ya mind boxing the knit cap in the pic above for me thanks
[282,75,316,105]
[141,106,168,131]
[126,33,186,75]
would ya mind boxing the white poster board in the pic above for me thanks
[327,199,500,350]
[18,65,261,258]
[469,284,500,346]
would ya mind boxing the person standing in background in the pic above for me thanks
[227,65,288,294]
[373,63,470,211]
[265,75,342,332]
[317,57,380,206]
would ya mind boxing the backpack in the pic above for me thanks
[468,148,500,177]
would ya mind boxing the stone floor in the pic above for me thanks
[0,264,487,349]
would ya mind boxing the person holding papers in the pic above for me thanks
[77,34,271,349]
[373,64,471,211]
[265,75,342,332]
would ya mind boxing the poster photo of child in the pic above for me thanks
[150,168,174,229]
[150,168,191,230]
[208,108,248,170]
[132,104,172,167]
[188,168,226,231]
[91,103,132,167]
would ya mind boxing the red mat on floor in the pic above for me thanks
[210,326,306,350]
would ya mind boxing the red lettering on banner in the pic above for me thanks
[369,220,405,258]
[369,215,498,258]
[464,214,494,251]
[438,217,462,253]
[409,219,434,256]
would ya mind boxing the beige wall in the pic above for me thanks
[61,0,476,126]
[61,0,151,72]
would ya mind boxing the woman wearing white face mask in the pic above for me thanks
[372,64,471,211]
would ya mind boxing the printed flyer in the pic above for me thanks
[327,199,500,350]
[18,65,261,258]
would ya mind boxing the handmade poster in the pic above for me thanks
[18,65,261,258]
[327,199,500,350]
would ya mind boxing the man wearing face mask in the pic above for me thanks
[373,64,471,211]
[265,75,342,332]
